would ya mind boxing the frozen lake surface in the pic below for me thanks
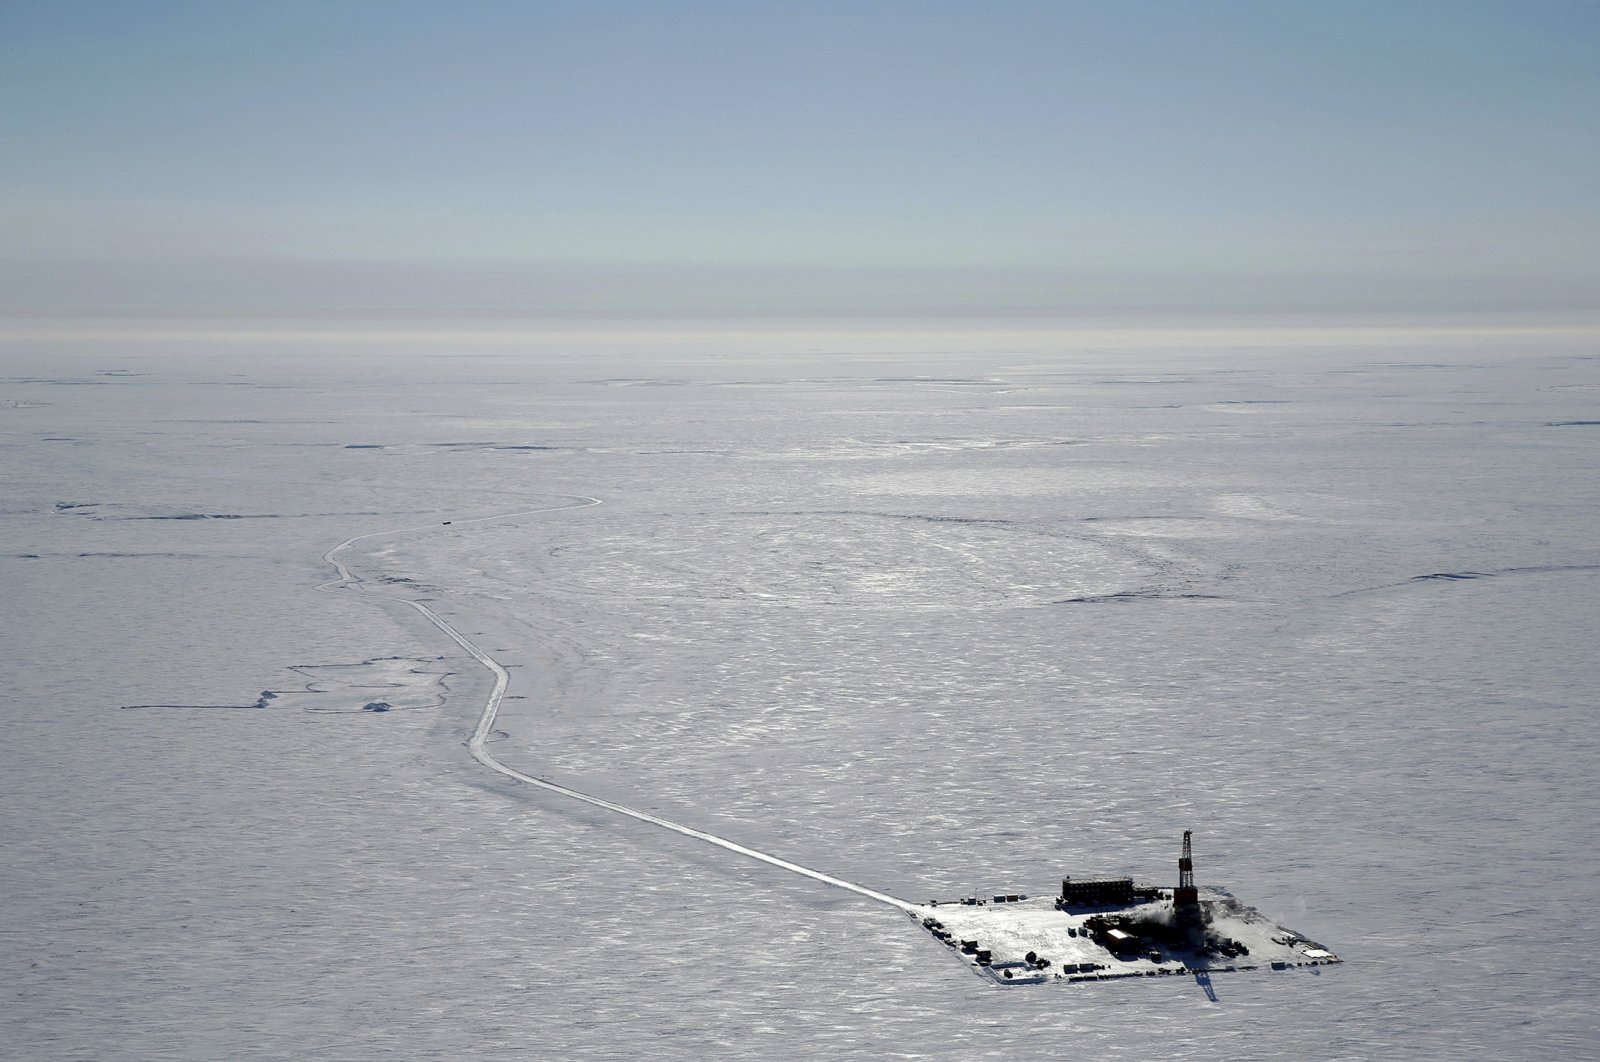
[3,333,1598,1058]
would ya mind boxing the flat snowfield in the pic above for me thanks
[3,334,1598,1059]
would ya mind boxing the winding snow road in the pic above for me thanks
[320,498,915,912]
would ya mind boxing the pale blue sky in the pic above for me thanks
[2,0,1596,320]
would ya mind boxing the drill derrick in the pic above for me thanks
[1174,830,1201,925]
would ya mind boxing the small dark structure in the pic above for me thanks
[1101,928,1140,956]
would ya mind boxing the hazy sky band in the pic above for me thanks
[3,0,1595,320]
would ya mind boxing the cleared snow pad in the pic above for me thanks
[270,656,450,714]
[913,889,1340,987]
[123,656,450,714]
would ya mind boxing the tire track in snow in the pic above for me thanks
[320,497,915,912]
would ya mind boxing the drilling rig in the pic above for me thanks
[1174,830,1202,929]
